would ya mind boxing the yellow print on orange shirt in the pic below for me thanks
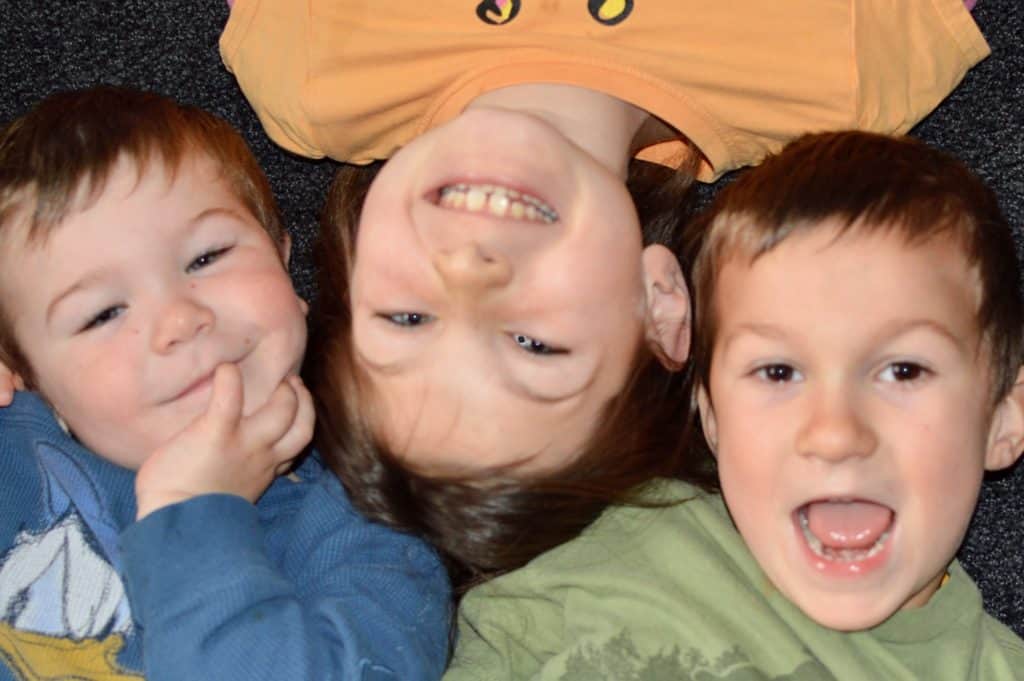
[475,0,634,26]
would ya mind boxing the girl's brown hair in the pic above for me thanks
[306,156,717,589]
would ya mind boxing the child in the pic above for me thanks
[220,0,993,583]
[442,131,1024,679]
[0,86,449,681]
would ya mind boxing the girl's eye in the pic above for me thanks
[80,305,125,333]
[512,333,566,356]
[379,312,434,327]
[755,363,799,383]
[187,246,232,273]
[880,361,928,383]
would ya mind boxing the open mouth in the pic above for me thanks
[796,499,894,562]
[437,183,559,223]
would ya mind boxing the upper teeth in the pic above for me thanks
[439,184,558,223]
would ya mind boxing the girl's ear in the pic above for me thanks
[985,366,1024,471]
[641,244,691,371]
[695,385,718,455]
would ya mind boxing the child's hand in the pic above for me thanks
[134,364,315,520]
[0,365,25,407]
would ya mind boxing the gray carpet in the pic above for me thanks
[1,0,1022,634]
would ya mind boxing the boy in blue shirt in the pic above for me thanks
[0,86,449,681]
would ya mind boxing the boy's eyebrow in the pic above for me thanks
[46,268,115,325]
[719,323,788,352]
[188,206,249,226]
[46,207,248,324]
[875,318,970,352]
[720,318,969,353]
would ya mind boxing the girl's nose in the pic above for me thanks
[432,243,513,294]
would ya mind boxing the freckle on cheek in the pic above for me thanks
[244,337,252,346]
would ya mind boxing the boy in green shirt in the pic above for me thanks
[444,131,1024,680]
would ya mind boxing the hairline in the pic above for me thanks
[695,210,1002,404]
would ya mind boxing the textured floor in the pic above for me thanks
[1,0,1021,635]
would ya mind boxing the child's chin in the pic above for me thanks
[790,591,895,632]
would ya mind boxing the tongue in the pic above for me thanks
[805,501,893,550]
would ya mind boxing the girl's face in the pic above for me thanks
[349,107,656,475]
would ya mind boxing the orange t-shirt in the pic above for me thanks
[221,0,988,181]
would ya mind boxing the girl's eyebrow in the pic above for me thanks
[356,332,592,403]
[355,346,412,374]
[503,372,588,404]
[499,353,594,403]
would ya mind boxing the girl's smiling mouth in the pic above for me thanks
[437,183,559,223]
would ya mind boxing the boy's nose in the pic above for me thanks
[151,296,215,353]
[432,243,513,295]
[795,389,877,463]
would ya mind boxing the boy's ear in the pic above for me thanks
[695,385,718,455]
[985,366,1024,471]
[279,233,293,266]
[641,244,691,371]
[0,350,26,392]
[278,233,309,315]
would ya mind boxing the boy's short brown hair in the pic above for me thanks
[686,130,1024,407]
[0,85,283,387]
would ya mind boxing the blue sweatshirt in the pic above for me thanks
[0,391,450,681]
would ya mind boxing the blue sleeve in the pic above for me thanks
[119,469,451,681]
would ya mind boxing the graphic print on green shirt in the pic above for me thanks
[560,631,832,681]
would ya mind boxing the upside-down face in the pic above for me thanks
[349,106,686,476]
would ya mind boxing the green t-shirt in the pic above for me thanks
[444,481,1024,680]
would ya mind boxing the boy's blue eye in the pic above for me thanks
[80,305,125,333]
[187,246,232,273]
[512,333,566,356]
[380,312,434,326]
[756,364,797,382]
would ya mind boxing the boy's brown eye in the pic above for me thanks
[758,364,795,382]
[186,246,232,273]
[888,362,924,381]
[80,305,125,333]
